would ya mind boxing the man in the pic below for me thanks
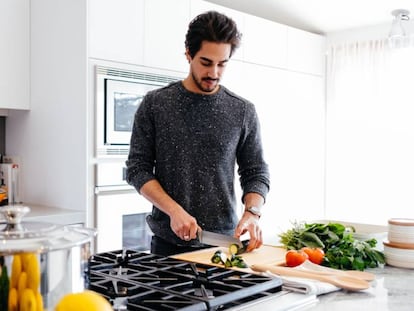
[126,11,269,256]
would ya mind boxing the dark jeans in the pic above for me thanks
[150,235,213,257]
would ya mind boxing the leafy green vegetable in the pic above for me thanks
[279,222,385,270]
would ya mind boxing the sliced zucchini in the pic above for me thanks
[211,251,223,264]
[210,250,228,265]
[229,243,240,256]
[225,258,233,268]
[230,255,248,268]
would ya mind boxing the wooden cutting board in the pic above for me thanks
[172,244,286,272]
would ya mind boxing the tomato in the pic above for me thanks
[285,250,308,267]
[301,247,325,265]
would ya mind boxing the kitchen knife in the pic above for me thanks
[197,230,248,253]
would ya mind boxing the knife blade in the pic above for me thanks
[197,230,248,253]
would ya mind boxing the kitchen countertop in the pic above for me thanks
[0,203,86,225]
[307,265,414,310]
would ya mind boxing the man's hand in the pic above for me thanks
[170,207,200,241]
[235,212,263,252]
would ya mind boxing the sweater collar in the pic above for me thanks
[177,81,224,102]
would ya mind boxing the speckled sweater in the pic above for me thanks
[126,81,269,246]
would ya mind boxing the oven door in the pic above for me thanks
[104,78,163,145]
[95,188,152,253]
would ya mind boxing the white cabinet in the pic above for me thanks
[88,0,145,65]
[0,0,29,110]
[190,0,245,61]
[243,14,288,68]
[143,0,190,72]
[88,0,190,72]
[287,27,326,75]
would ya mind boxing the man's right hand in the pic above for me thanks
[170,207,199,241]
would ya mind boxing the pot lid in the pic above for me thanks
[0,205,96,254]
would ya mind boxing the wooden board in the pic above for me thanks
[172,244,286,273]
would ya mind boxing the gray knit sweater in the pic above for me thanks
[126,81,269,246]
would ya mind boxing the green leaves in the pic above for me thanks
[279,222,385,270]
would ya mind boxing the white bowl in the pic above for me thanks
[388,218,414,244]
[383,240,414,269]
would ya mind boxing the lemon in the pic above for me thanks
[20,288,37,311]
[35,291,44,311]
[8,287,18,311]
[20,253,33,272]
[18,271,28,298]
[54,290,112,311]
[11,254,22,289]
[26,254,41,292]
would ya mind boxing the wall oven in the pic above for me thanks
[94,65,184,253]
[95,65,183,157]
[94,161,153,253]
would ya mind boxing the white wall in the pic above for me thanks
[6,0,88,213]
[327,20,414,45]
[324,20,414,226]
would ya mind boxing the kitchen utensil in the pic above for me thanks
[294,260,375,281]
[0,205,96,310]
[383,240,414,268]
[251,264,370,291]
[173,244,287,271]
[388,218,414,244]
[197,230,247,252]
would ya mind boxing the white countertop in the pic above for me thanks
[1,203,86,226]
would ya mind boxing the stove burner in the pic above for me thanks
[88,249,283,310]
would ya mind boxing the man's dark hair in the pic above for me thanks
[185,11,241,58]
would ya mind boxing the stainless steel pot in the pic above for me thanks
[0,205,96,310]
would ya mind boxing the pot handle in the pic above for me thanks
[0,205,30,224]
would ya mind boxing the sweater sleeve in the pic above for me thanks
[236,102,270,202]
[125,96,156,192]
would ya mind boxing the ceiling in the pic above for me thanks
[206,0,414,34]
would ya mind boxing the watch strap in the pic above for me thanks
[245,206,262,218]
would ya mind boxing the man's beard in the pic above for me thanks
[192,72,219,93]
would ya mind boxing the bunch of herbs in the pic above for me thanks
[279,222,385,270]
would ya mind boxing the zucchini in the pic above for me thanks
[229,243,240,256]
[230,255,248,268]
[210,250,227,265]
[210,246,248,269]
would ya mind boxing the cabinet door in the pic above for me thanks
[287,27,326,75]
[88,0,145,65]
[243,14,287,68]
[0,0,29,109]
[190,0,245,61]
[143,0,190,72]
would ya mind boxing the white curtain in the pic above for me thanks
[325,37,414,224]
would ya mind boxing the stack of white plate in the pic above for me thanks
[383,218,414,269]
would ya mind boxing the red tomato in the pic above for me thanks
[301,247,325,265]
[285,250,309,267]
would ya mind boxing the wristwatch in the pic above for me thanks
[245,206,262,218]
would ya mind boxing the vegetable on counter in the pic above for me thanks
[301,247,325,265]
[285,250,309,267]
[279,222,385,270]
[210,249,248,268]
[0,256,9,311]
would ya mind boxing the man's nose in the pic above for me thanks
[207,66,219,79]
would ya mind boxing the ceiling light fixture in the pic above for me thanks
[388,9,410,48]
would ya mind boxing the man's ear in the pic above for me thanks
[185,49,191,63]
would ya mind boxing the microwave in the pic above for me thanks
[95,65,183,157]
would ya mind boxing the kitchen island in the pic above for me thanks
[308,265,413,310]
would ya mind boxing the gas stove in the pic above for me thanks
[87,249,284,310]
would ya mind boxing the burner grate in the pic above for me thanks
[87,249,283,310]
